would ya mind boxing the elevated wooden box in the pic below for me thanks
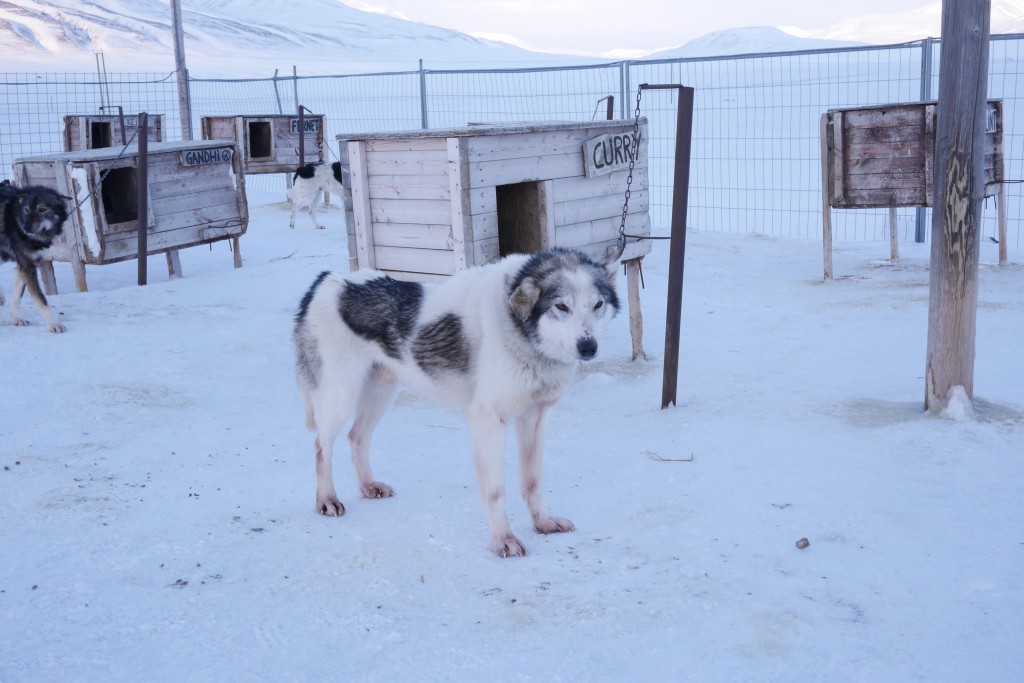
[824,100,1003,209]
[10,140,249,292]
[337,119,651,281]
[63,113,164,152]
[201,114,324,174]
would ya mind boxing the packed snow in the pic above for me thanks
[1,186,1022,681]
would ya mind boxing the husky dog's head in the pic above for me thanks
[508,248,620,363]
[15,185,69,244]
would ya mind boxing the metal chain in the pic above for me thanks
[616,85,644,255]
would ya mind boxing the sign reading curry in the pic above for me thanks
[181,146,234,166]
[583,131,637,178]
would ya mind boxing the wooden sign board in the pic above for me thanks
[825,100,1002,209]
[583,131,636,178]
[291,117,322,134]
[181,146,234,166]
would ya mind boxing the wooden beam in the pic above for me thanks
[889,207,899,261]
[924,0,990,413]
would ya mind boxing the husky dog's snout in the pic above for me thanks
[577,337,598,360]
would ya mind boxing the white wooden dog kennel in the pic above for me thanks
[336,119,651,280]
[201,114,325,174]
[62,113,165,152]
[11,139,249,292]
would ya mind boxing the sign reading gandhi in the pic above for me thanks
[181,147,234,166]
[290,117,322,134]
[583,132,636,178]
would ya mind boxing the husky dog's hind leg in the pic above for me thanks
[348,364,398,500]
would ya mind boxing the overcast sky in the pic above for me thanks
[345,0,941,56]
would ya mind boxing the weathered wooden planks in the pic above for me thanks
[201,114,324,174]
[340,119,651,277]
[63,114,164,152]
[825,100,1003,209]
[11,140,248,290]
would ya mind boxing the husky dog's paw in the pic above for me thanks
[317,494,345,516]
[10,315,28,326]
[492,534,528,558]
[48,322,66,334]
[534,516,575,535]
[360,481,394,499]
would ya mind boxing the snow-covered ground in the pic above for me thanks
[1,188,1021,681]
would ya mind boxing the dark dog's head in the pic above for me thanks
[15,185,69,244]
[508,248,620,363]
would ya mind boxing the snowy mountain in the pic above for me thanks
[3,0,1024,77]
[0,0,583,76]
[784,0,1024,46]
[649,27,864,60]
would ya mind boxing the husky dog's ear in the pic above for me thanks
[510,276,542,322]
[600,241,625,277]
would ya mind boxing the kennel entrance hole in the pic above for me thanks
[100,167,139,226]
[90,121,113,149]
[247,121,273,159]
[496,181,545,257]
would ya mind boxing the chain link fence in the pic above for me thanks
[2,37,1022,247]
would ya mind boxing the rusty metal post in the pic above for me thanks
[137,112,149,286]
[606,95,615,121]
[640,84,695,409]
[297,104,313,166]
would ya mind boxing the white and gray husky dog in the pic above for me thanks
[293,247,620,557]
[288,162,345,230]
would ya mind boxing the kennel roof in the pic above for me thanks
[14,139,237,164]
[336,118,647,141]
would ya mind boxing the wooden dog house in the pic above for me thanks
[200,114,325,174]
[62,113,164,152]
[336,119,651,280]
[820,100,1006,277]
[10,139,249,292]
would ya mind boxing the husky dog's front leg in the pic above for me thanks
[517,402,574,535]
[11,266,64,333]
[468,405,525,557]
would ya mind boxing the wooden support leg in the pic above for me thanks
[166,250,183,279]
[71,258,88,293]
[889,207,900,262]
[624,258,646,361]
[232,236,243,268]
[40,261,58,296]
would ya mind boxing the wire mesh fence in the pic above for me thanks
[2,36,1022,247]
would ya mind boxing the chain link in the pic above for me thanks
[615,85,644,256]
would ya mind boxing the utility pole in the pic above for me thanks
[166,0,188,278]
[170,0,192,141]
[924,0,990,412]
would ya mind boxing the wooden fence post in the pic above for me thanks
[924,0,990,412]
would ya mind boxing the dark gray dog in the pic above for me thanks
[0,181,70,333]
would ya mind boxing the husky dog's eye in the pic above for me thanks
[555,303,570,313]
[594,300,604,310]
